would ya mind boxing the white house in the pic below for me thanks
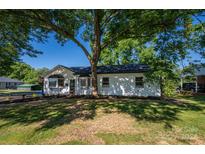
[44,64,161,97]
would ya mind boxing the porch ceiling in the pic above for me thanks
[48,74,64,78]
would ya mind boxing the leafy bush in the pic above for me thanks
[164,80,178,97]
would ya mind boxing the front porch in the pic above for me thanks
[44,74,92,96]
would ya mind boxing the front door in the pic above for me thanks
[70,79,75,95]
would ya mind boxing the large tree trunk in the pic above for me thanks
[91,62,98,96]
[91,10,101,97]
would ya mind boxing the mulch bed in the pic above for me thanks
[3,93,204,106]
[66,95,161,100]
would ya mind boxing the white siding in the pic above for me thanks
[44,67,75,95]
[0,82,6,89]
[75,77,92,95]
[44,68,161,97]
[97,73,161,97]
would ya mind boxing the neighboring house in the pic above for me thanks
[0,77,23,89]
[44,64,161,97]
[195,66,205,92]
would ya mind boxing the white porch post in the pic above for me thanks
[56,78,59,95]
[75,75,79,95]
[87,76,91,95]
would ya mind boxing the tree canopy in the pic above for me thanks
[1,10,205,96]
[99,10,205,96]
[0,11,45,76]
[8,62,49,84]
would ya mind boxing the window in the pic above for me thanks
[49,80,57,87]
[102,77,109,87]
[135,77,144,87]
[80,78,87,87]
[58,78,64,87]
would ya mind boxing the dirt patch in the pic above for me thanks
[189,137,205,144]
[84,113,138,134]
[156,140,170,145]
[45,112,139,144]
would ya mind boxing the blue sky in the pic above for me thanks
[22,33,203,69]
[22,33,91,69]
[22,17,205,70]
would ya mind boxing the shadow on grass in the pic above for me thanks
[96,99,204,125]
[0,96,204,131]
[0,98,96,131]
[179,95,205,104]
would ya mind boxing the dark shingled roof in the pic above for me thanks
[53,64,150,76]
[0,77,23,83]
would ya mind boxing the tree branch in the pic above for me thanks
[101,27,156,51]
[101,10,119,32]
[101,13,182,51]
[30,11,92,63]
[193,14,205,31]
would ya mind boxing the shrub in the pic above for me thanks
[164,80,178,97]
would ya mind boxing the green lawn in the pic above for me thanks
[0,95,204,144]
